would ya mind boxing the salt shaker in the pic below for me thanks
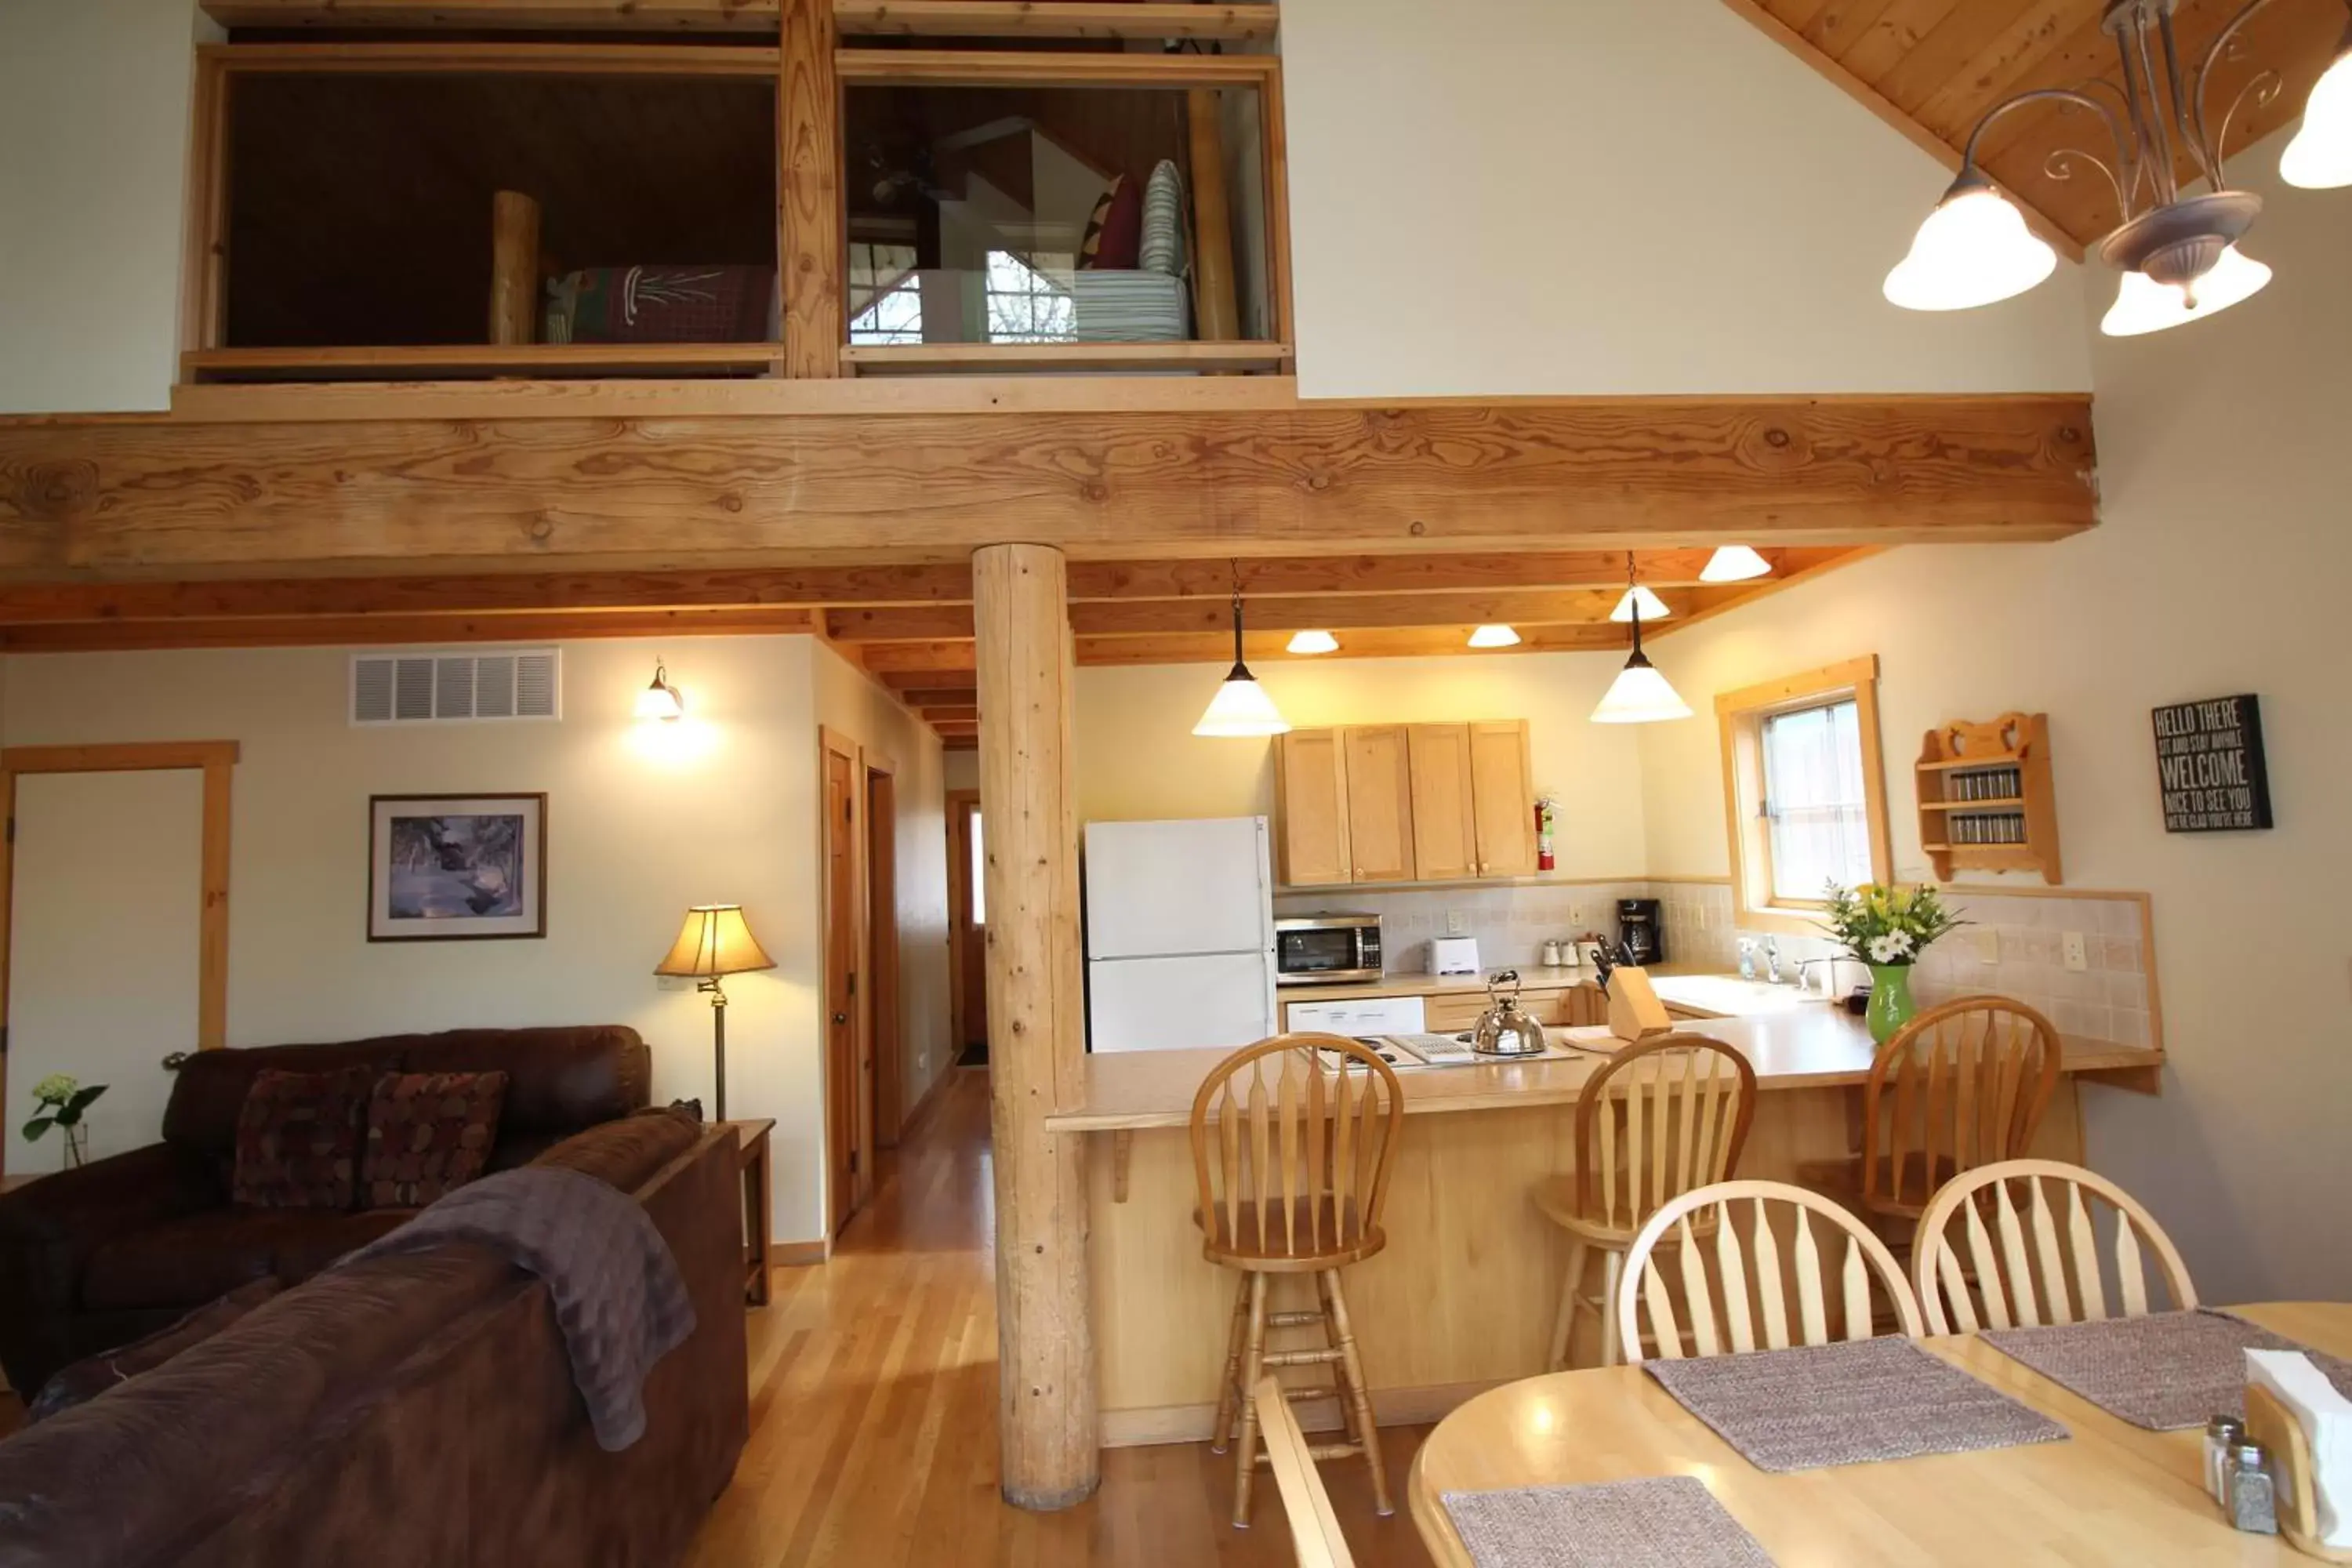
[2226,1440,2278,1535]
[2204,1414,2246,1502]
[1541,938,1565,968]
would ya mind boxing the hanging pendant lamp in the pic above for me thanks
[1193,579,1290,738]
[1592,555,1693,724]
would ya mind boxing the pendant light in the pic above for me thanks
[1193,575,1290,738]
[2100,245,2272,336]
[1467,624,1522,648]
[1610,585,1671,623]
[1592,555,1692,724]
[1700,545,1773,583]
[2282,26,2352,189]
[1286,630,1340,655]
[1882,172,2057,311]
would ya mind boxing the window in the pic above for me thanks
[967,811,985,925]
[848,241,922,345]
[1716,656,1890,931]
[982,249,1074,344]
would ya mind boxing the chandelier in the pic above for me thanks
[1886,0,2352,335]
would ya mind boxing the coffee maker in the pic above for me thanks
[1617,898,1665,967]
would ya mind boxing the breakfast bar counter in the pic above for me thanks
[1065,1000,2165,1449]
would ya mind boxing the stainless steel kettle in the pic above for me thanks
[1471,969,1548,1057]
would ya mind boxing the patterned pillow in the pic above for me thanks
[231,1068,374,1210]
[1078,175,1142,271]
[1138,158,1188,278]
[362,1071,510,1210]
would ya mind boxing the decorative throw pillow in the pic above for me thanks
[362,1070,510,1210]
[1078,175,1143,271]
[29,1279,283,1424]
[1138,158,1189,278]
[230,1068,375,1210]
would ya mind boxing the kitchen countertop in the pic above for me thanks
[1279,964,1827,1019]
[1046,1003,2164,1134]
[1279,965,1596,1003]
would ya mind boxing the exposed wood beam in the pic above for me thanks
[834,2,1279,42]
[921,706,980,723]
[0,606,818,653]
[782,0,844,379]
[942,736,978,752]
[862,641,979,673]
[931,720,982,739]
[0,397,2096,579]
[1062,547,1826,599]
[1073,626,1633,666]
[1712,0,2084,257]
[898,688,982,708]
[201,0,784,28]
[880,667,974,692]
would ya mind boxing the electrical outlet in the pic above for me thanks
[2062,931,2089,972]
[1697,903,1711,931]
[1974,928,2001,966]
[1569,905,1585,930]
[1446,910,1468,936]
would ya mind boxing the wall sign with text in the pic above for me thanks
[2151,694,2273,833]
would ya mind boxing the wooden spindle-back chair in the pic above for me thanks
[1911,1159,2198,1336]
[1190,1034,1404,1529]
[1857,996,2062,1218]
[1531,1035,1758,1368]
[1617,1179,1923,1365]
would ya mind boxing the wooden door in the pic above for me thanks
[1406,724,1478,881]
[1468,719,1538,878]
[946,790,986,1058]
[1272,729,1350,886]
[1341,725,1417,884]
[822,741,865,1234]
[866,766,902,1149]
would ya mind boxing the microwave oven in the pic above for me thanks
[1274,914,1383,986]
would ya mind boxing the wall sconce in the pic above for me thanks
[636,659,686,722]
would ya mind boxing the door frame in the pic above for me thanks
[864,755,903,1149]
[944,788,982,1060]
[0,741,241,1178]
[817,726,877,1236]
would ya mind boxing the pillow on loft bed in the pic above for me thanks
[1138,159,1188,278]
[1079,175,1143,271]
[544,264,779,344]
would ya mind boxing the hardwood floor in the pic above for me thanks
[686,1068,1436,1568]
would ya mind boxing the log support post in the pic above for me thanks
[488,191,542,346]
[1186,89,1240,342]
[972,542,1099,1510]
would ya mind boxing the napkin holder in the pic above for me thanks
[2248,1382,2352,1563]
[1606,966,1672,1042]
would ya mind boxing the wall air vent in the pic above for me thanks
[350,649,561,725]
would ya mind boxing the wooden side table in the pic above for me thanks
[724,1120,775,1307]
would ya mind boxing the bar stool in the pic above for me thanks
[1192,1033,1403,1530]
[1531,1034,1756,1369]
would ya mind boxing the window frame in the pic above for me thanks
[1715,655,1892,935]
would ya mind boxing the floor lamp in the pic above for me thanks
[655,904,775,1123]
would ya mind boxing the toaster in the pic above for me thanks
[1428,935,1482,976]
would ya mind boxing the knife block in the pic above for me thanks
[1606,967,1672,1042]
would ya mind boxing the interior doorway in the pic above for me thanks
[945,789,987,1067]
[819,729,869,1236]
[865,761,902,1149]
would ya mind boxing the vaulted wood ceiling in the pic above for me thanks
[1725,0,2348,249]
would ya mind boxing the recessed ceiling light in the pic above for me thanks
[1287,630,1340,655]
[1467,625,1522,648]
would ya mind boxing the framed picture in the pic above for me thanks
[367,794,547,942]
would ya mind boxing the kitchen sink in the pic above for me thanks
[1646,974,1830,1018]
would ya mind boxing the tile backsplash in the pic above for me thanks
[1277,879,2155,1049]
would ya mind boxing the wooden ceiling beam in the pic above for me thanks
[879,667,975,692]
[0,395,2096,579]
[921,706,980,723]
[200,0,785,30]
[897,688,982,708]
[861,641,979,673]
[1073,625,1633,666]
[0,605,818,653]
[1062,546,1783,600]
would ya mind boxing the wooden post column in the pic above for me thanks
[972,543,1100,1510]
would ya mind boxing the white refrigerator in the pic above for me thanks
[1084,816,1278,1054]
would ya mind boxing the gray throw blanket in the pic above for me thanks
[343,1167,695,1451]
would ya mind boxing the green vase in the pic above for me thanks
[1866,964,1916,1044]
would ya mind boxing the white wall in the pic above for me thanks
[1076,653,1648,877]
[1634,152,2352,1300]
[0,0,212,414]
[0,635,949,1246]
[1276,0,2092,397]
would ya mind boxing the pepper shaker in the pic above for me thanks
[2226,1440,2278,1535]
[1541,938,1565,968]
[2204,1414,2246,1502]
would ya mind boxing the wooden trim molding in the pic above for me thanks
[1715,655,1892,935]
[204,0,785,28]
[834,2,1279,41]
[0,742,241,1178]
[834,47,1278,87]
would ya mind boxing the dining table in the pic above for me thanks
[1409,1300,2351,1566]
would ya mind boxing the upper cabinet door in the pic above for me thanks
[1274,729,1352,887]
[1342,725,1417,884]
[1468,720,1538,878]
[1406,724,1478,881]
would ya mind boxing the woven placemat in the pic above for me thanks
[1441,1475,1773,1568]
[1643,1334,2066,1472]
[1980,1308,2352,1431]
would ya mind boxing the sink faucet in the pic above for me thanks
[1762,936,1781,984]
[1794,956,1838,998]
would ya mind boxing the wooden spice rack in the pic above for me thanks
[1915,712,2062,884]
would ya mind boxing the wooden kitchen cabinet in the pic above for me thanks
[1272,728,1352,886]
[1341,724,1417,883]
[1406,724,1479,882]
[1468,720,1538,877]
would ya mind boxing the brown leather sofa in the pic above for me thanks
[0,1109,749,1568]
[0,1025,652,1398]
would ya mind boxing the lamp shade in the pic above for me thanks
[2282,44,2352,189]
[1193,672,1290,737]
[1467,624,1523,648]
[655,904,776,979]
[1700,546,1773,583]
[2100,245,2272,337]
[1591,652,1693,724]
[636,662,685,722]
[1883,183,2056,311]
[1286,630,1340,655]
[1609,586,1672,623]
